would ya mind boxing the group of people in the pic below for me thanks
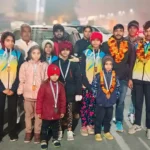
[0,19,150,150]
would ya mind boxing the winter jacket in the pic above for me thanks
[17,60,48,100]
[92,70,120,107]
[80,45,105,90]
[53,58,82,102]
[36,81,66,120]
[0,48,23,92]
[102,37,136,81]
[133,41,150,83]
[74,38,90,57]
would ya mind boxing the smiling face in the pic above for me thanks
[91,39,101,49]
[50,74,59,82]
[113,28,124,40]
[54,29,64,39]
[45,43,53,56]
[128,26,139,37]
[144,27,150,41]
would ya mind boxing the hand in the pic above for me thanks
[3,89,9,94]
[60,114,64,118]
[128,80,133,89]
[106,93,111,99]
[37,114,41,119]
[7,90,14,96]
[75,95,82,101]
[69,55,80,62]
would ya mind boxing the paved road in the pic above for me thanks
[0,89,150,150]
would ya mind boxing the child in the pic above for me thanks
[80,32,105,136]
[17,45,48,144]
[92,55,120,141]
[53,41,82,141]
[42,40,58,64]
[36,64,66,149]
[0,32,23,142]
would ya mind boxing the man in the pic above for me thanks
[128,21,150,139]
[125,20,142,124]
[74,26,92,58]
[15,24,38,60]
[102,24,136,132]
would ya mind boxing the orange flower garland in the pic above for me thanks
[136,39,150,64]
[100,71,116,97]
[108,37,128,63]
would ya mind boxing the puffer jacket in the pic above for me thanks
[17,60,48,100]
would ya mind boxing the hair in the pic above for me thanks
[26,45,44,62]
[113,24,124,31]
[20,23,31,32]
[143,21,150,30]
[53,24,64,33]
[83,25,92,32]
[128,20,139,30]
[1,31,15,49]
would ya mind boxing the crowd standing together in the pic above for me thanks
[0,20,150,150]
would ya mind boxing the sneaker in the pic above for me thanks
[116,121,124,132]
[104,132,114,140]
[10,138,18,142]
[53,140,61,148]
[34,133,40,144]
[80,127,88,136]
[95,134,102,142]
[67,131,74,141]
[24,133,32,143]
[58,131,63,141]
[128,114,135,124]
[147,129,150,140]
[87,126,94,135]
[41,141,48,150]
[128,124,142,134]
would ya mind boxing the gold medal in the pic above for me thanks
[94,67,97,72]
[7,66,11,72]
[143,59,148,64]
[32,85,37,91]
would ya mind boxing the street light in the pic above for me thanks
[130,9,134,13]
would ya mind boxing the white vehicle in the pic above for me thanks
[65,25,112,42]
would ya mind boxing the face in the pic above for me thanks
[113,29,124,40]
[31,49,41,62]
[144,27,150,41]
[50,74,59,82]
[4,36,14,49]
[105,61,113,72]
[83,28,92,39]
[21,27,31,42]
[128,26,138,37]
[91,39,101,49]
[54,29,64,39]
[45,43,53,55]
[60,49,70,58]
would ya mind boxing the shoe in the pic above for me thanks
[128,114,135,124]
[147,129,150,140]
[113,117,116,124]
[58,131,63,141]
[67,131,74,141]
[80,127,88,136]
[95,134,102,142]
[34,133,40,144]
[116,121,124,132]
[41,141,48,150]
[104,132,114,140]
[53,140,61,147]
[24,133,32,143]
[87,126,94,135]
[128,124,142,134]
[10,135,18,142]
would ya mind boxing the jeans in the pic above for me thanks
[115,80,128,122]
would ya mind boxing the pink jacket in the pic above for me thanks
[17,60,48,100]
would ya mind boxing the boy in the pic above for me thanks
[36,64,66,149]
[92,55,120,141]
[53,41,82,141]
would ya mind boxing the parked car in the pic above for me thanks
[13,25,81,47]
[65,25,112,42]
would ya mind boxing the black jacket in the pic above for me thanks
[102,38,136,80]
[74,38,90,57]
[53,58,82,102]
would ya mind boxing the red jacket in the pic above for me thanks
[36,81,66,120]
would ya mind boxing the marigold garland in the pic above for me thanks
[136,39,150,64]
[100,70,116,96]
[108,37,128,63]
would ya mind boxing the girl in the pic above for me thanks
[36,64,66,150]
[17,45,48,144]
[80,32,105,136]
[0,32,23,142]
[53,41,82,141]
[92,56,120,141]
[42,40,58,64]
